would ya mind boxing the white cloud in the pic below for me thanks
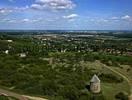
[96,19,109,23]
[1,0,76,13]
[21,18,42,23]
[63,14,78,19]
[86,17,109,23]
[0,8,12,14]
[121,15,132,22]
[22,19,30,22]
[14,6,29,11]
[31,4,43,10]
[0,18,43,23]
[31,0,76,11]
[121,15,131,20]
[111,17,119,20]
[0,6,29,15]
[0,18,16,23]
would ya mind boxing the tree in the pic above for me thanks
[115,92,128,100]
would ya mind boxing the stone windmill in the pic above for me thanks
[90,74,101,93]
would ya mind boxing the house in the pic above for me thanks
[7,40,13,43]
[20,53,26,58]
[5,50,9,54]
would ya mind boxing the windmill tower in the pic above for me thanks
[90,74,101,93]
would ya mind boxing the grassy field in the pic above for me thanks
[81,61,130,100]
[112,64,132,96]
[0,95,18,100]
[102,82,129,100]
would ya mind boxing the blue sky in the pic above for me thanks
[0,0,132,30]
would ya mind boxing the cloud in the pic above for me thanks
[63,14,78,19]
[1,0,76,13]
[22,19,30,22]
[31,4,43,10]
[121,15,132,22]
[0,18,16,23]
[96,19,109,23]
[111,17,119,20]
[14,6,29,11]
[21,18,42,23]
[0,18,42,23]
[121,15,131,20]
[0,8,12,14]
[110,15,132,22]
[86,17,110,23]
[0,6,29,15]
[31,0,76,11]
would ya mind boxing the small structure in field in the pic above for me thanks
[20,53,26,58]
[90,74,101,93]
[7,40,13,43]
[5,50,9,54]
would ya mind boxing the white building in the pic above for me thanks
[7,40,13,43]
[90,74,101,93]
[20,53,26,58]
[5,50,9,54]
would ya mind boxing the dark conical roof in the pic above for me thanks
[90,74,100,83]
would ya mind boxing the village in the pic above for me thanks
[0,32,132,100]
[0,0,132,99]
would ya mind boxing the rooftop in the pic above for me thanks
[90,74,100,83]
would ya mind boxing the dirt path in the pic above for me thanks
[102,63,132,100]
[0,88,28,100]
[23,95,48,100]
[0,88,48,100]
[129,95,132,100]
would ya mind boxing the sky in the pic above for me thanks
[0,0,132,30]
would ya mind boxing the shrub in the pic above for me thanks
[115,92,128,100]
